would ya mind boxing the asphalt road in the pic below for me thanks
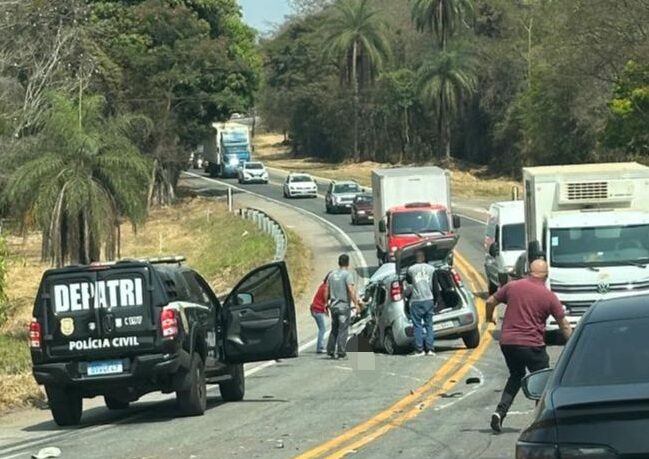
[0,168,564,459]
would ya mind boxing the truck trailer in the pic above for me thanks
[523,162,649,331]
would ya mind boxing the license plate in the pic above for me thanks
[87,360,123,376]
[433,320,455,332]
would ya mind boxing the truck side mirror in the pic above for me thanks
[489,242,500,258]
[452,215,461,229]
[528,240,543,261]
[378,220,386,233]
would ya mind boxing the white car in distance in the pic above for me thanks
[238,161,269,184]
[283,173,318,198]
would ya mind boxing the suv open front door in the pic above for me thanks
[222,262,298,364]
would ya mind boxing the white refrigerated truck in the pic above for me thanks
[372,167,460,264]
[523,162,649,331]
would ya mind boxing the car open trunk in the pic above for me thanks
[395,235,464,314]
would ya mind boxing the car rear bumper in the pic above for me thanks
[33,350,191,389]
[392,308,479,346]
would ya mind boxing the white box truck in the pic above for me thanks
[372,167,460,264]
[523,162,649,331]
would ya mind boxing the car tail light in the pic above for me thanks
[451,269,463,287]
[390,281,402,301]
[29,318,42,349]
[160,309,178,338]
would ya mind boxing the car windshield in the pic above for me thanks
[550,224,649,267]
[355,195,372,204]
[245,163,263,170]
[562,317,649,386]
[290,175,313,183]
[333,183,360,193]
[502,223,525,251]
[391,210,449,235]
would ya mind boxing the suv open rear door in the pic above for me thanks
[222,261,298,364]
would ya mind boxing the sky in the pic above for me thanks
[238,0,293,33]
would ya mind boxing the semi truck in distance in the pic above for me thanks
[204,122,252,178]
[521,162,649,333]
[372,167,461,264]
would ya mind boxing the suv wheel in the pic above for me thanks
[45,385,82,426]
[219,363,245,401]
[104,396,130,410]
[177,353,207,416]
[462,328,481,349]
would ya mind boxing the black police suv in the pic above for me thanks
[29,257,298,426]
[517,294,649,459]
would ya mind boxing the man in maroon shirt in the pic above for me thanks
[485,259,572,433]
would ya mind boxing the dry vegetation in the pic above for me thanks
[0,196,311,412]
[254,133,520,199]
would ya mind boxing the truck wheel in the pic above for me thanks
[219,363,245,402]
[176,353,207,416]
[462,328,481,349]
[104,396,130,410]
[45,385,82,426]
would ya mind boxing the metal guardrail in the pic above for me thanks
[238,208,287,261]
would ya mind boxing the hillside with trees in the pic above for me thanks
[0,0,259,265]
[260,0,649,174]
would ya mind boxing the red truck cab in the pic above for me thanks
[378,202,460,263]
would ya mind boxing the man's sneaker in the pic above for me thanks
[426,350,436,357]
[490,412,503,433]
[337,353,347,360]
[327,353,337,359]
[410,350,426,357]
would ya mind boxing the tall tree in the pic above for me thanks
[4,93,150,266]
[411,0,474,51]
[323,0,390,160]
[417,48,477,160]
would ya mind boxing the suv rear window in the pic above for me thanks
[562,317,649,386]
[334,183,360,193]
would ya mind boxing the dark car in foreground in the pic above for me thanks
[517,295,649,459]
[351,193,373,225]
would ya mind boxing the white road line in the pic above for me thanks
[183,172,369,279]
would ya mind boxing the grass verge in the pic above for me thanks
[0,197,310,412]
[254,133,520,200]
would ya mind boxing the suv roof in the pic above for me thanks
[42,256,186,276]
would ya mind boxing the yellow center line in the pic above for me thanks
[295,250,493,459]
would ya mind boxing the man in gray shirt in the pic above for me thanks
[406,249,436,356]
[323,254,359,359]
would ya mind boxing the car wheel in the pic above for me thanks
[383,328,398,355]
[462,328,481,349]
[219,363,245,402]
[488,281,498,296]
[325,203,331,213]
[176,353,207,416]
[104,396,130,410]
[45,385,82,426]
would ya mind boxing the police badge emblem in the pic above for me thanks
[60,317,74,336]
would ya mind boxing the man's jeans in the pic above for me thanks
[326,306,350,356]
[497,345,550,418]
[311,311,327,352]
[410,300,434,352]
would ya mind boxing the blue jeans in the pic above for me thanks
[411,300,434,352]
[311,311,327,352]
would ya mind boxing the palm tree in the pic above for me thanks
[5,92,151,266]
[323,0,391,161]
[411,0,474,51]
[417,48,477,161]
